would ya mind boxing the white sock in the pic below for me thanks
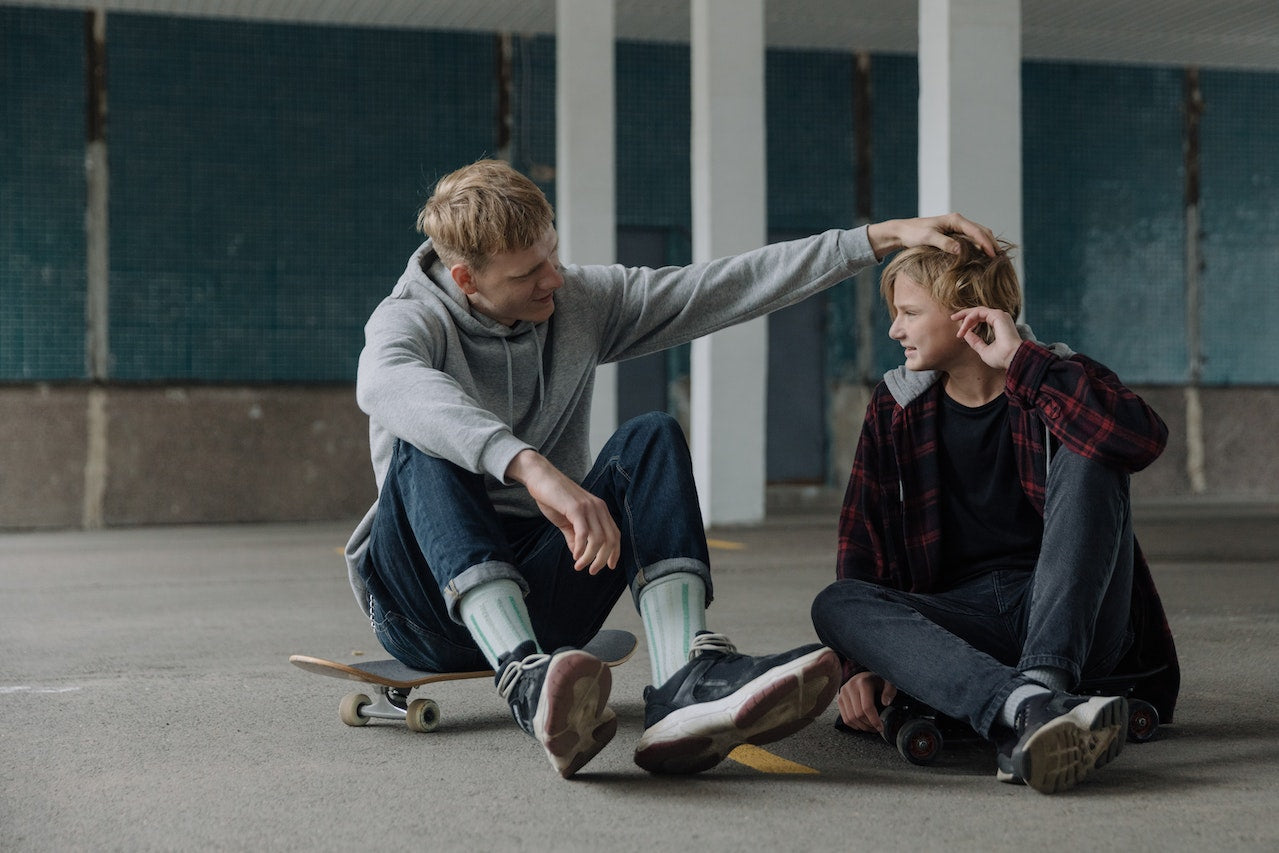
[1000,683,1052,728]
[638,572,708,685]
[458,579,539,669]
[1000,666,1069,728]
[1023,666,1070,692]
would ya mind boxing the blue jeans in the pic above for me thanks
[360,412,712,672]
[811,448,1135,738]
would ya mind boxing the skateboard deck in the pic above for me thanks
[290,628,637,732]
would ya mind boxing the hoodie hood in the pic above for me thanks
[395,239,549,424]
[398,239,543,341]
[883,323,1074,407]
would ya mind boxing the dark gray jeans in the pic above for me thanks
[811,448,1135,738]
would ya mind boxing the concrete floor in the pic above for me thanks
[2,501,1277,851]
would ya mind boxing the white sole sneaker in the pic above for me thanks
[634,647,839,774]
[1014,695,1128,794]
[533,650,617,779]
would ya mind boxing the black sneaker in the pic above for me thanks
[995,691,1128,794]
[496,641,617,779]
[633,632,840,774]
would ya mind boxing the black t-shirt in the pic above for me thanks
[936,391,1043,587]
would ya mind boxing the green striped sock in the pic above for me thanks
[458,579,539,669]
[638,572,708,685]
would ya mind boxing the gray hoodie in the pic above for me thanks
[345,226,878,614]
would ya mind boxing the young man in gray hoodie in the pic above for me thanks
[345,159,995,779]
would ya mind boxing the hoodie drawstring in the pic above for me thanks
[501,337,515,426]
[499,329,547,427]
[532,325,546,414]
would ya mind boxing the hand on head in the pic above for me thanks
[867,213,998,260]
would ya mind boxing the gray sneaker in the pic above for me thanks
[496,641,617,779]
[633,632,840,774]
[996,691,1128,794]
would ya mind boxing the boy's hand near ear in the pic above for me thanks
[952,306,1022,370]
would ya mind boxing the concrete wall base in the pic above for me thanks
[1,385,375,529]
[2,383,1275,530]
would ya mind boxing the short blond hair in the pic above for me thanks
[881,237,1021,322]
[416,160,554,271]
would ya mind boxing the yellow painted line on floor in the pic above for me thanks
[727,744,819,775]
[707,538,746,551]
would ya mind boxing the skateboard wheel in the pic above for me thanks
[896,718,943,765]
[1127,700,1160,743]
[339,692,372,727]
[406,698,441,733]
[879,705,904,745]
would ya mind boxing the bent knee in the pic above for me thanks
[811,578,871,630]
[1050,447,1130,490]
[621,410,681,436]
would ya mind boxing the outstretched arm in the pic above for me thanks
[866,213,998,260]
[586,213,999,367]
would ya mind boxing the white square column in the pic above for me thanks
[918,0,1023,282]
[690,0,767,526]
[556,0,618,455]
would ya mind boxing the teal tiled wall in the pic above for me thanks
[767,48,856,231]
[1022,61,1187,383]
[510,34,557,209]
[617,40,692,234]
[107,15,497,381]
[868,53,922,377]
[2,8,1277,388]
[1200,69,1279,385]
[0,7,86,380]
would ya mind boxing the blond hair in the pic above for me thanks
[880,237,1021,329]
[416,160,554,271]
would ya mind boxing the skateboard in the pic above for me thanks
[290,629,637,733]
[873,667,1168,766]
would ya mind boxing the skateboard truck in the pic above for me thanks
[340,686,441,733]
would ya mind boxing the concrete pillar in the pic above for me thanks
[690,0,767,525]
[84,8,110,529]
[556,0,617,455]
[918,0,1023,282]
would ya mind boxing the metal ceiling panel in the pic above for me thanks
[6,0,1279,69]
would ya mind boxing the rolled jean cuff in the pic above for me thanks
[629,557,713,610]
[444,560,529,624]
[1017,653,1081,689]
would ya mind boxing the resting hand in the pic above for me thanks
[505,450,621,574]
[866,213,997,260]
[837,672,898,733]
[951,306,1021,370]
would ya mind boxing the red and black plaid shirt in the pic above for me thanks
[836,341,1180,721]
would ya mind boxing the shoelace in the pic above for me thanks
[497,651,552,700]
[688,632,736,659]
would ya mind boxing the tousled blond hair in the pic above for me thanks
[417,160,554,271]
[880,237,1021,337]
